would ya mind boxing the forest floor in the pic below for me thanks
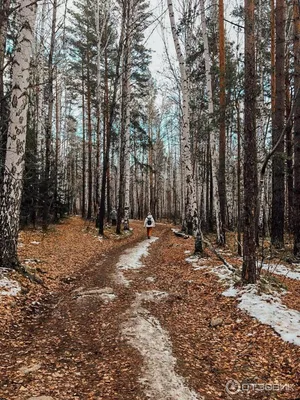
[0,216,299,400]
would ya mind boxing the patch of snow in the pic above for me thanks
[184,250,191,254]
[145,276,156,283]
[0,276,21,297]
[222,284,300,346]
[261,263,300,281]
[117,237,158,270]
[185,255,199,263]
[114,270,131,287]
[193,265,208,271]
[238,285,300,346]
[122,290,202,400]
[75,287,116,303]
[211,264,234,282]
[222,286,239,297]
[191,258,300,346]
[30,241,40,245]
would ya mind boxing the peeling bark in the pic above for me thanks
[0,0,37,269]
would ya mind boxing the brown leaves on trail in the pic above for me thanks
[1,222,300,400]
[123,229,300,400]
[0,217,147,400]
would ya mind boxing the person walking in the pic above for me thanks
[110,208,117,226]
[144,213,155,239]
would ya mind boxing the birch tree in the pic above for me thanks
[167,0,202,253]
[199,0,224,245]
[0,0,37,269]
[0,0,11,174]
[117,0,134,233]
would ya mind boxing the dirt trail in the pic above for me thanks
[1,222,189,400]
[1,220,299,400]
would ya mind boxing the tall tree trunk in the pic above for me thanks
[81,60,86,218]
[86,51,93,220]
[271,0,286,248]
[200,0,224,244]
[0,0,11,177]
[54,69,61,221]
[218,0,226,243]
[42,0,57,229]
[285,56,293,233]
[99,7,125,235]
[242,0,258,284]
[0,0,37,269]
[236,99,242,256]
[293,0,300,256]
[95,0,105,221]
[117,0,133,234]
[167,0,202,253]
[104,44,111,222]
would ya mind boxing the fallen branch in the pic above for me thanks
[171,229,189,239]
[202,237,236,272]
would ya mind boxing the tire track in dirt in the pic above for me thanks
[118,226,203,400]
[0,222,165,400]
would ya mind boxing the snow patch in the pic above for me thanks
[192,259,300,346]
[0,275,21,297]
[237,285,300,346]
[145,276,156,283]
[114,270,131,287]
[30,241,40,245]
[122,290,202,400]
[117,237,158,270]
[222,286,239,297]
[211,264,234,282]
[261,263,300,281]
[75,287,116,303]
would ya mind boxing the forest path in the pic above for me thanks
[0,219,299,400]
[1,221,199,400]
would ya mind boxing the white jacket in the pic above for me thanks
[144,214,155,228]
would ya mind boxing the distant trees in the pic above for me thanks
[2,0,300,286]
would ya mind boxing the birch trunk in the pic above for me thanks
[0,0,37,269]
[199,0,224,244]
[117,0,133,233]
[0,0,11,174]
[218,0,226,242]
[123,0,134,231]
[167,0,202,253]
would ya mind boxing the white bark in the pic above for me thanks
[199,0,223,243]
[123,0,134,230]
[167,0,201,251]
[0,0,37,268]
